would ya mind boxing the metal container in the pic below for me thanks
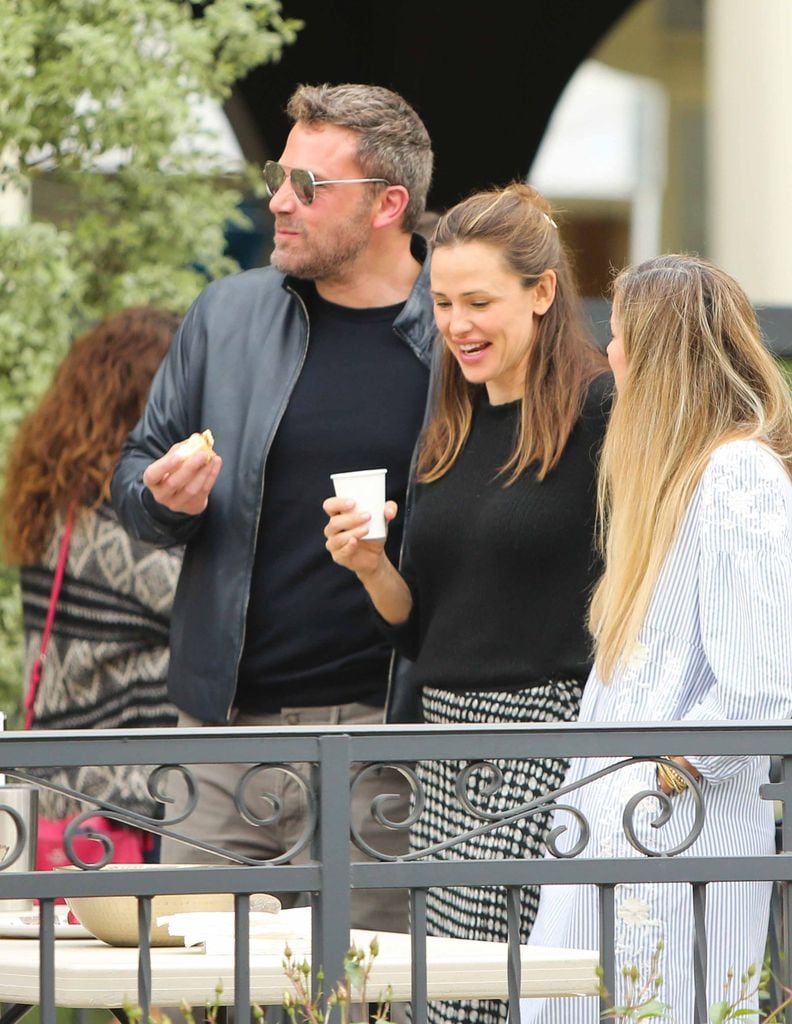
[0,784,38,914]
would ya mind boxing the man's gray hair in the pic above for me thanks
[286,83,433,234]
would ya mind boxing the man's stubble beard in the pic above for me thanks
[270,203,373,281]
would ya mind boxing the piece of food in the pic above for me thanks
[175,428,215,462]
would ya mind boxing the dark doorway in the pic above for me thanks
[230,0,637,212]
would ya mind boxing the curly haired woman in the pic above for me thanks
[2,307,183,847]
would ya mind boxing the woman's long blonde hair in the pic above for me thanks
[591,254,792,681]
[419,182,605,484]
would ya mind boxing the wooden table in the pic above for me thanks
[0,911,598,1013]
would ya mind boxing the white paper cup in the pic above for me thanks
[0,784,38,913]
[330,468,388,540]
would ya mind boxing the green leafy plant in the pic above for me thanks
[123,980,263,1024]
[120,939,393,1024]
[598,943,792,1023]
[282,938,393,1024]
[598,942,671,1021]
[0,0,301,719]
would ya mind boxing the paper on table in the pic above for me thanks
[158,906,312,956]
[0,906,92,939]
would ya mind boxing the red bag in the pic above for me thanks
[36,814,148,870]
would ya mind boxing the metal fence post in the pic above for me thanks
[760,752,792,1023]
[38,898,56,1024]
[136,896,152,1020]
[313,734,352,1020]
[691,883,707,1024]
[410,888,429,1024]
[598,883,616,1016]
[234,893,251,1023]
[506,886,522,1024]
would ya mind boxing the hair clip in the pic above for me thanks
[543,212,558,229]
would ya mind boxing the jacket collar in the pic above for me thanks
[281,234,434,367]
[393,234,434,365]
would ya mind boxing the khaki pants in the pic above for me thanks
[160,703,409,933]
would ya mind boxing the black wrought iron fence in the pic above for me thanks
[0,721,791,1024]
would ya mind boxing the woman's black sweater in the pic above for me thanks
[382,373,612,693]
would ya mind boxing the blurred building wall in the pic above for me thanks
[708,0,792,305]
[538,0,790,306]
[544,0,705,296]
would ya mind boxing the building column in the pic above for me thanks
[707,0,792,304]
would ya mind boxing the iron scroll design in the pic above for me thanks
[350,756,706,862]
[0,802,29,869]
[348,762,425,861]
[5,755,705,869]
[7,762,318,868]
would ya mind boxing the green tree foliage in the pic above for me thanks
[0,0,300,720]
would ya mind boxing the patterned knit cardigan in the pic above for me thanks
[21,503,182,819]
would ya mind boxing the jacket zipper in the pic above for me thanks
[226,285,311,720]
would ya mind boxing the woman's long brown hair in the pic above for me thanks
[2,306,179,565]
[419,183,606,484]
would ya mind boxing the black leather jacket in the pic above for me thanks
[111,239,435,724]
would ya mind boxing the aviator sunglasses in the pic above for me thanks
[262,160,390,206]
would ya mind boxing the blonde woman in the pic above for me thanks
[522,254,792,1024]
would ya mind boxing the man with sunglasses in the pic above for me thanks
[112,83,434,932]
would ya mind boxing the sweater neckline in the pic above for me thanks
[479,393,521,416]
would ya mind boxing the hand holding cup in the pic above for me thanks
[330,468,388,538]
[323,492,398,579]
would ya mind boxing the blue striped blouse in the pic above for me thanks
[523,438,792,1024]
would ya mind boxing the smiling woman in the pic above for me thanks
[430,241,556,406]
[323,182,612,1024]
[420,183,606,485]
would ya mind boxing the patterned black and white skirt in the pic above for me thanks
[410,680,583,1024]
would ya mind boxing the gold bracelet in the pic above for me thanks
[657,760,688,795]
